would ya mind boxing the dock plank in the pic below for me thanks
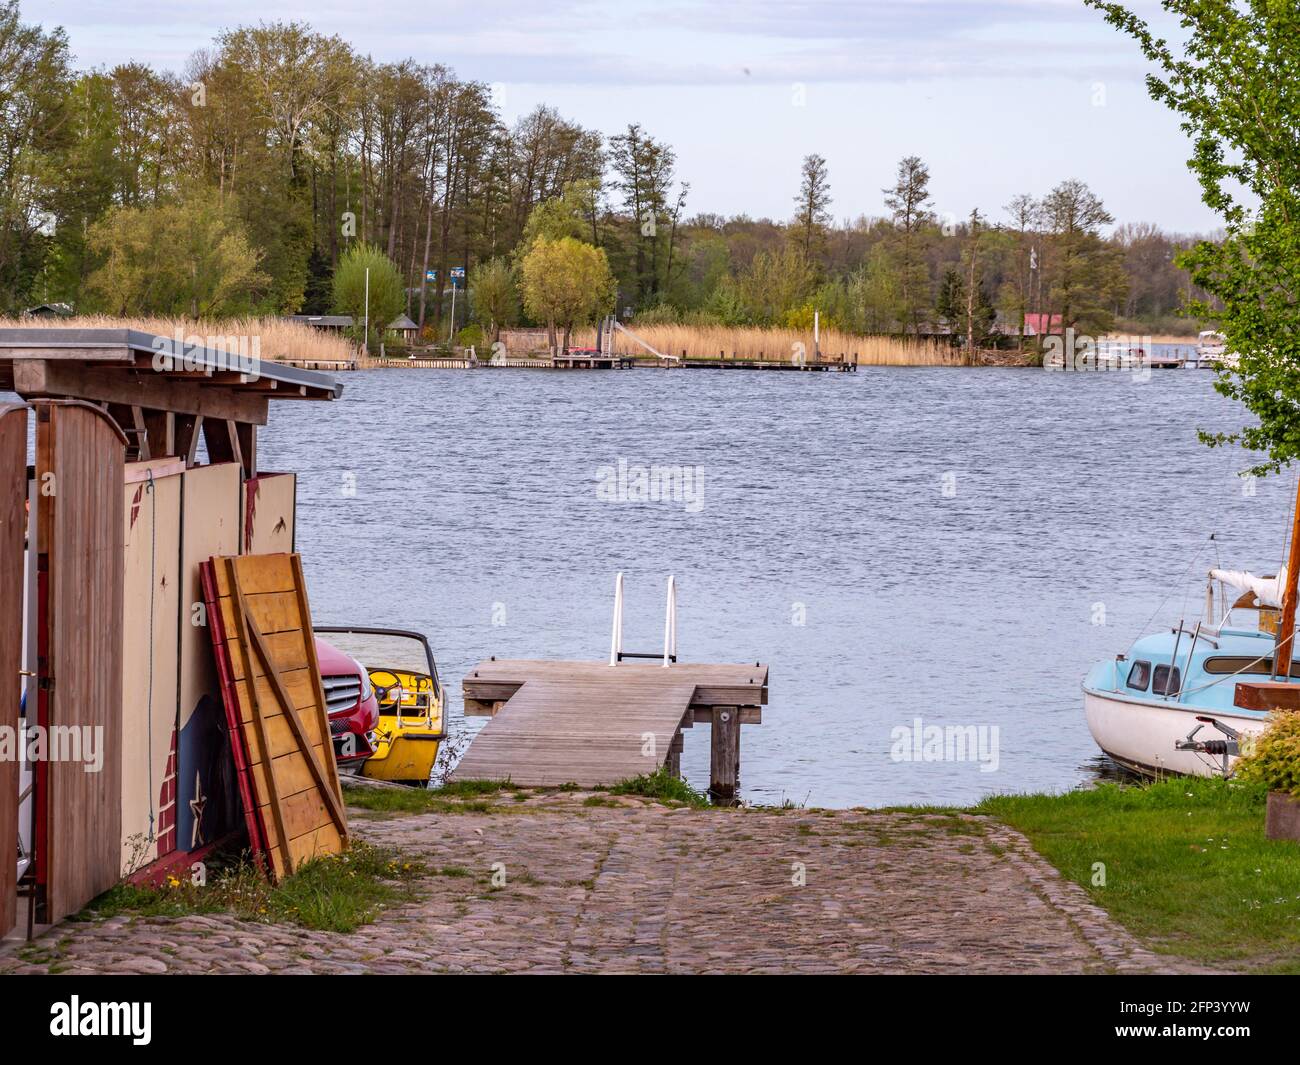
[453,660,767,788]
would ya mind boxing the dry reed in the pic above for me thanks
[0,315,362,364]
[571,323,964,366]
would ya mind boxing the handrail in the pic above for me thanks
[611,319,681,363]
[609,572,624,666]
[663,574,676,667]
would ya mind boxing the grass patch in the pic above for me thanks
[979,777,1300,973]
[435,779,521,797]
[609,767,709,808]
[85,842,427,934]
[342,780,501,815]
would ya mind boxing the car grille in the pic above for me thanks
[321,673,362,716]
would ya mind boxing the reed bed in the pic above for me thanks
[572,323,964,366]
[0,315,362,364]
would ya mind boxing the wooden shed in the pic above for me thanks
[0,328,341,935]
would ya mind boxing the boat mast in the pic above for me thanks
[1275,474,1300,678]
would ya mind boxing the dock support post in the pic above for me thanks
[666,731,683,778]
[709,706,740,804]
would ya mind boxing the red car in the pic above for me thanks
[314,637,379,766]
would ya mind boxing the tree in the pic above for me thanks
[332,242,403,351]
[793,153,832,264]
[517,180,595,255]
[959,209,1000,353]
[883,155,934,333]
[1039,179,1124,336]
[469,256,517,342]
[1088,0,1300,473]
[935,267,964,329]
[736,244,815,326]
[609,123,680,306]
[1001,193,1041,351]
[0,0,72,312]
[849,244,904,333]
[84,191,267,317]
[519,236,615,353]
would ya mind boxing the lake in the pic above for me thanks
[260,362,1289,808]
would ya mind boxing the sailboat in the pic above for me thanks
[1082,488,1300,777]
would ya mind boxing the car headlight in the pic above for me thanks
[358,665,373,702]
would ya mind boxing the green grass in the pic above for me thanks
[609,767,710,807]
[978,778,1300,973]
[341,779,505,815]
[85,842,427,934]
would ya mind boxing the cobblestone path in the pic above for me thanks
[0,793,1202,974]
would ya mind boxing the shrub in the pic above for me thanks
[456,323,485,350]
[1235,712,1300,797]
[332,243,403,353]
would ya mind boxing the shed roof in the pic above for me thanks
[0,327,342,427]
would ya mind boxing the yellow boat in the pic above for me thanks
[314,626,447,787]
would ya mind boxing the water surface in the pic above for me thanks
[258,363,1290,807]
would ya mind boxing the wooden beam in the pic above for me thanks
[107,404,149,460]
[1235,681,1300,712]
[1277,475,1300,678]
[236,422,257,478]
[13,359,269,425]
[175,414,202,466]
[202,418,241,467]
[709,705,741,805]
[692,705,761,725]
[142,409,174,458]
[0,345,132,362]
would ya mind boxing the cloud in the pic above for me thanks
[30,0,1159,86]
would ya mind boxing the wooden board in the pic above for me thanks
[175,462,245,856]
[34,400,125,922]
[1234,681,1300,712]
[453,660,768,788]
[0,404,26,936]
[178,463,242,735]
[202,552,345,880]
[119,460,182,874]
[242,472,295,555]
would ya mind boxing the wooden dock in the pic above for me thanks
[354,352,857,372]
[455,659,767,801]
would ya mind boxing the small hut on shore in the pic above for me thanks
[0,328,341,935]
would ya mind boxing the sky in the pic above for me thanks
[21,0,1222,234]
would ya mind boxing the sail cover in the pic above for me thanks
[1211,568,1284,608]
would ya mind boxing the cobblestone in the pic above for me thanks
[0,795,1207,974]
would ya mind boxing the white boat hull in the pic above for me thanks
[1083,690,1267,778]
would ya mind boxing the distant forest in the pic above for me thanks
[0,3,1219,342]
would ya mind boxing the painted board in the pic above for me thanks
[119,459,183,874]
[176,462,243,855]
[202,552,346,880]
[0,404,26,936]
[242,472,295,556]
[35,401,125,923]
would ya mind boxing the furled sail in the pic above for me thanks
[1210,568,1284,608]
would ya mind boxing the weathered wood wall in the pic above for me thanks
[119,458,183,873]
[175,461,243,857]
[36,401,125,922]
[242,472,296,555]
[0,403,26,936]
